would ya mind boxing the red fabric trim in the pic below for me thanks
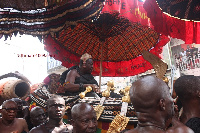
[144,0,200,44]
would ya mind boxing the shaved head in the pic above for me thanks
[71,103,97,133]
[129,76,175,133]
[130,76,172,112]
[11,98,22,102]
[30,106,47,126]
[71,103,94,119]
[2,100,17,108]
[1,100,18,121]
[47,95,65,107]
[30,106,44,117]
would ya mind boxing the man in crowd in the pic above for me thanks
[11,98,30,119]
[71,103,97,133]
[174,75,200,133]
[30,106,47,128]
[29,95,72,133]
[0,99,29,133]
[58,53,99,97]
[11,98,32,130]
[125,76,193,133]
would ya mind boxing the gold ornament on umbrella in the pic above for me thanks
[142,50,167,80]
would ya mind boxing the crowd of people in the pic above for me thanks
[0,53,200,133]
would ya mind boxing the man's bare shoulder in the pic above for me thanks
[166,126,194,133]
[16,118,27,126]
[66,69,79,78]
[29,125,45,133]
[124,128,165,133]
[16,118,26,122]
[68,69,77,74]
[124,129,137,133]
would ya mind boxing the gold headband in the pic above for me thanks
[80,53,92,63]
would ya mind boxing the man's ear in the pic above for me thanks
[196,90,200,98]
[159,99,166,111]
[71,119,75,127]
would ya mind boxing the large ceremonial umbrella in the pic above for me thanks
[0,0,104,38]
[144,0,200,44]
[44,12,169,79]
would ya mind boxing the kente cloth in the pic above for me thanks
[185,117,200,133]
[60,66,98,96]
[30,73,61,109]
[30,84,51,109]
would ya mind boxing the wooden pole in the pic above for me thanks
[99,41,104,90]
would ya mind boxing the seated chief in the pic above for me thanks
[58,53,99,97]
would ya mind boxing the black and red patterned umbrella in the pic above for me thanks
[144,0,200,44]
[44,12,169,77]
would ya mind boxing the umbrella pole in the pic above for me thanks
[99,41,104,90]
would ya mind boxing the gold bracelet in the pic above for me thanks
[63,81,70,87]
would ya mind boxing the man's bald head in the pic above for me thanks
[10,98,23,110]
[71,103,97,133]
[47,95,65,107]
[2,99,17,108]
[30,106,44,117]
[71,103,94,119]
[30,106,47,126]
[130,76,172,112]
[11,98,22,102]
[1,100,18,121]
